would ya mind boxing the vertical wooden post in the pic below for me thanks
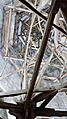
[54,11,60,48]
[4,8,12,56]
[13,12,19,48]
[29,107,34,119]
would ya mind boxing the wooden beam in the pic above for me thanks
[4,56,24,62]
[0,101,19,109]
[0,85,66,99]
[26,0,59,103]
[13,12,19,47]
[40,90,57,108]
[35,108,67,117]
[19,0,67,36]
[0,89,54,98]
[32,90,55,103]
[7,5,33,13]
[4,9,12,56]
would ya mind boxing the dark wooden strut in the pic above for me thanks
[32,90,57,104]
[35,108,67,117]
[0,101,19,109]
[1,100,67,118]
[0,88,55,98]
[25,0,59,105]
[19,0,67,36]
[39,90,58,109]
[0,82,67,99]
[23,0,60,118]
[32,90,55,103]
[60,0,67,24]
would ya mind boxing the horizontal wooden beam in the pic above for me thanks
[35,108,67,117]
[7,5,33,13]
[0,101,19,109]
[0,88,54,98]
[0,85,67,99]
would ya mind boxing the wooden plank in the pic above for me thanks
[0,83,66,99]
[4,9,12,56]
[0,90,27,98]
[35,108,67,117]
[0,101,19,109]
[0,89,54,98]
[25,0,59,103]
[40,90,57,108]
[7,5,33,13]
[32,90,56,103]
[13,12,19,47]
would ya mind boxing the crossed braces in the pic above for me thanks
[0,0,67,119]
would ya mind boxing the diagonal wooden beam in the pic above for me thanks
[0,101,19,110]
[23,1,59,117]
[39,90,57,108]
[32,89,55,103]
[19,0,67,36]
[32,85,67,104]
[25,0,59,103]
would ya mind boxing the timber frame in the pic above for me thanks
[0,0,67,119]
